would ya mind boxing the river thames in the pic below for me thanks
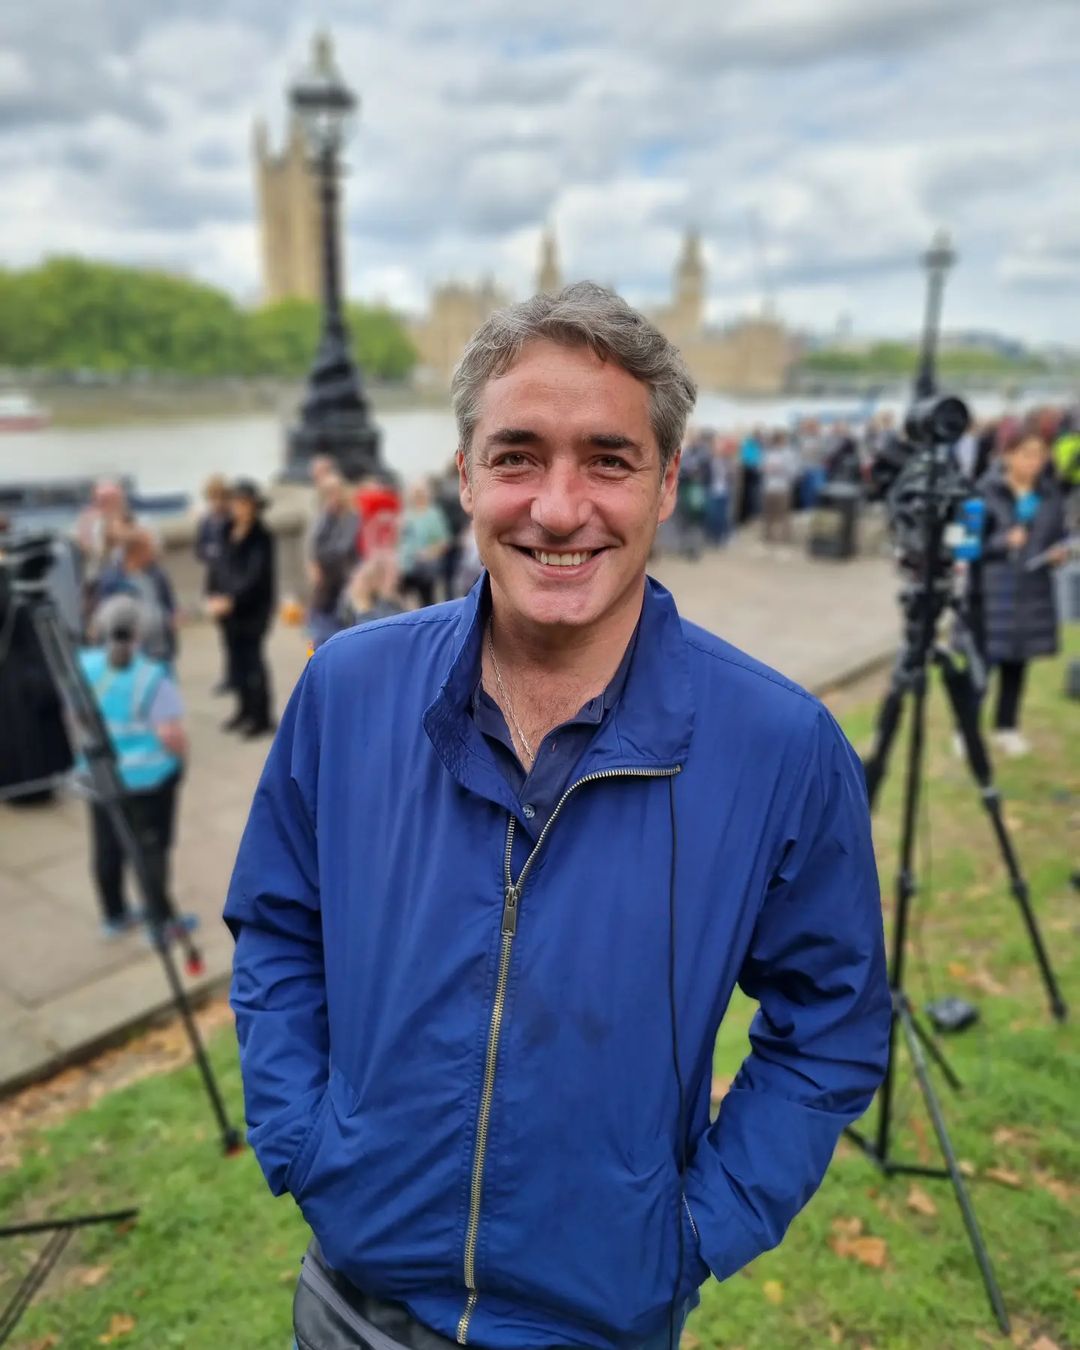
[0,389,1029,502]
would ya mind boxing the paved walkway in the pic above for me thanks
[0,531,899,1093]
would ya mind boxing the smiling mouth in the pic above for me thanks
[516,547,605,568]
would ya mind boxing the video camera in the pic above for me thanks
[868,393,984,579]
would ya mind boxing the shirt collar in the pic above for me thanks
[424,571,694,804]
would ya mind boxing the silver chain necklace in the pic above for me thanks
[487,620,535,768]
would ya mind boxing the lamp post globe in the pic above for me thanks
[283,33,383,483]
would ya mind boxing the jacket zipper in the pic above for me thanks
[456,764,683,1344]
[683,1193,699,1242]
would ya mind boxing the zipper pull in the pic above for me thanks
[501,883,520,936]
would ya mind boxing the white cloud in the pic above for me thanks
[0,0,1077,343]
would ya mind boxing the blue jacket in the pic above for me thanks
[225,576,889,1349]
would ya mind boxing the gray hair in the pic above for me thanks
[91,595,149,668]
[91,593,146,645]
[451,281,697,472]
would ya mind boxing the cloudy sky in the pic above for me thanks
[1,0,1077,344]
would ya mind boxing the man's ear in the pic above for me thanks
[657,448,681,524]
[457,450,474,515]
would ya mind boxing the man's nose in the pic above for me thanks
[530,463,592,538]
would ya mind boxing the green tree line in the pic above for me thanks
[798,340,1049,381]
[0,258,418,381]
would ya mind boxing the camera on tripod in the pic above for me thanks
[869,393,985,579]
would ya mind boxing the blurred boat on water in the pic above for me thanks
[0,475,190,531]
[0,392,50,432]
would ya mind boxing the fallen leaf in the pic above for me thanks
[910,1115,933,1166]
[680,1334,701,1350]
[98,1312,136,1344]
[762,1279,784,1305]
[958,1159,977,1178]
[946,960,969,979]
[828,1326,843,1345]
[1030,1336,1061,1350]
[1032,1169,1075,1205]
[906,1184,938,1218]
[829,1233,889,1269]
[830,1216,864,1238]
[966,969,1007,996]
[985,1167,1024,1189]
[992,1126,1025,1147]
[26,1337,60,1350]
[78,1264,111,1288]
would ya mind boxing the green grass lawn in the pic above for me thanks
[1,632,1077,1349]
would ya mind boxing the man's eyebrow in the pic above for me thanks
[480,428,645,454]
[586,433,642,452]
[483,427,541,448]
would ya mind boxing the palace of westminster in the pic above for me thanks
[254,43,792,396]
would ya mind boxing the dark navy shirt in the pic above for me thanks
[471,626,638,841]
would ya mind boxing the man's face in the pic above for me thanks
[459,340,679,636]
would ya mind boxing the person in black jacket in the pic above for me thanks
[207,480,276,738]
[977,423,1068,756]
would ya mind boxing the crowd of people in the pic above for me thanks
[45,400,1077,940]
[60,473,280,940]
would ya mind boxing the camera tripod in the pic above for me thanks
[0,562,242,1344]
[846,558,1068,1334]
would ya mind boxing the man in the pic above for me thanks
[73,478,134,628]
[306,470,360,650]
[226,283,889,1350]
[96,527,178,666]
[398,479,451,608]
[760,430,799,548]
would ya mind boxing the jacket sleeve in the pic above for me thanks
[685,708,890,1282]
[224,658,328,1195]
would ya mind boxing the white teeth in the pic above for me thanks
[532,550,593,567]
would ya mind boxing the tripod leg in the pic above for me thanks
[897,998,1010,1333]
[0,1228,71,1345]
[910,1013,962,1091]
[862,658,907,809]
[874,660,929,1163]
[29,606,242,1154]
[938,655,1068,1022]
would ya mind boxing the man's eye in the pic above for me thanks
[493,452,529,467]
[596,455,630,471]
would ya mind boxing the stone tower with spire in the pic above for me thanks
[671,228,706,337]
[536,226,562,296]
[252,33,334,305]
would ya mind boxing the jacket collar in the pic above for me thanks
[423,573,694,808]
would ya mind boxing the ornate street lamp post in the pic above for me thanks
[913,230,957,399]
[284,34,382,482]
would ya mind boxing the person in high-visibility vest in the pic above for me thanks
[78,594,196,941]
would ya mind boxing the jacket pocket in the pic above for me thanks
[285,1075,336,1199]
[679,1193,710,1298]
